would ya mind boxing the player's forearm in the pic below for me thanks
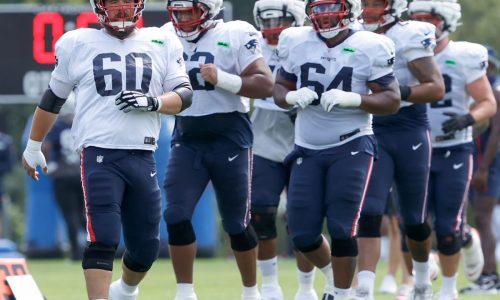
[29,107,58,142]
[360,91,400,115]
[157,82,193,115]
[273,83,294,110]
[406,81,445,104]
[239,73,274,98]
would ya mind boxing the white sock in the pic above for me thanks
[119,278,138,294]
[320,264,334,288]
[441,274,457,295]
[333,287,351,297]
[258,257,279,285]
[413,259,431,286]
[297,268,316,292]
[357,270,375,294]
[176,283,195,295]
[242,285,259,297]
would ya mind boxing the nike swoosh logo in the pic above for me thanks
[150,171,157,177]
[228,154,239,162]
[412,143,422,151]
[453,163,463,170]
[350,151,359,156]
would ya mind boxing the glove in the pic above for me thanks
[115,91,161,113]
[441,112,475,134]
[320,89,362,112]
[285,88,318,109]
[23,139,48,180]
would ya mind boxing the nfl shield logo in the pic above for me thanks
[96,155,103,164]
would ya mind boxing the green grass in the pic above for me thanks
[27,258,498,300]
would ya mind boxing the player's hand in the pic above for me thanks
[22,139,48,181]
[285,88,318,109]
[200,63,218,85]
[441,112,475,134]
[115,91,160,113]
[320,89,362,112]
[472,168,489,193]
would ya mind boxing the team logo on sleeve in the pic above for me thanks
[480,60,487,69]
[421,37,433,49]
[245,39,259,53]
[387,56,395,66]
[54,56,59,67]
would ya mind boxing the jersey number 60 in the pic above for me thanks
[93,52,152,96]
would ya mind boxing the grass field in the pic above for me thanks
[26,258,499,300]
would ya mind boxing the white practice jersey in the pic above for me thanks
[277,27,396,150]
[163,20,263,116]
[252,39,294,162]
[50,27,189,151]
[429,41,488,147]
[386,21,436,108]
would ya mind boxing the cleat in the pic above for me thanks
[261,284,283,300]
[459,273,499,294]
[409,284,433,300]
[395,284,413,300]
[109,280,139,300]
[380,275,398,294]
[462,228,484,282]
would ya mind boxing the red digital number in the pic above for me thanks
[33,12,64,64]
[34,12,145,65]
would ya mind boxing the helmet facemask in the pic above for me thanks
[256,9,296,46]
[94,0,144,35]
[168,1,214,40]
[308,0,353,39]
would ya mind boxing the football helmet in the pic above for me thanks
[408,0,461,40]
[253,0,307,46]
[90,0,146,33]
[361,0,408,32]
[306,0,361,39]
[167,0,223,40]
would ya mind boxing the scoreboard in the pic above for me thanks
[0,3,233,103]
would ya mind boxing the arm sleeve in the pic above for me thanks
[463,43,489,84]
[163,34,190,92]
[236,22,264,73]
[369,35,397,81]
[404,22,436,62]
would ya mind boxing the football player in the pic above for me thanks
[22,0,193,299]
[460,45,500,294]
[273,0,400,299]
[408,1,497,298]
[356,1,445,299]
[251,1,318,299]
[163,0,274,299]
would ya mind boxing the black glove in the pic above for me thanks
[441,112,475,134]
[115,91,160,113]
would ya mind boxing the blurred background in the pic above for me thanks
[0,0,499,260]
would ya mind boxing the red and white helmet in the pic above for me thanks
[306,0,361,39]
[253,0,307,46]
[167,0,223,40]
[361,0,408,32]
[90,0,146,32]
[408,0,461,38]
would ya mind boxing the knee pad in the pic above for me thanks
[357,214,383,238]
[331,238,358,257]
[167,220,196,246]
[437,234,462,255]
[123,250,155,273]
[229,226,258,252]
[82,243,116,271]
[250,207,278,240]
[405,222,431,242]
[293,235,323,253]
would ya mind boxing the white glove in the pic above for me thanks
[115,91,161,113]
[23,139,47,180]
[285,88,319,109]
[320,89,362,112]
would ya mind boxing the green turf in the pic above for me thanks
[26,258,498,299]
